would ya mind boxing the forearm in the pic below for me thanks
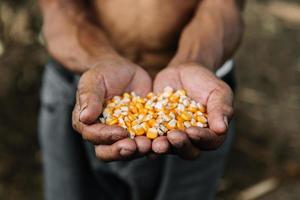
[39,0,119,74]
[170,0,245,71]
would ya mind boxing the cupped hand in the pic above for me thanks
[152,63,234,159]
[72,56,152,161]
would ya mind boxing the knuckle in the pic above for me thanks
[95,148,104,160]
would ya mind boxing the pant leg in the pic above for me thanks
[38,62,109,200]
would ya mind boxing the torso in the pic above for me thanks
[91,0,200,74]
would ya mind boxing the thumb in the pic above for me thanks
[78,70,105,125]
[206,84,234,135]
[153,68,182,93]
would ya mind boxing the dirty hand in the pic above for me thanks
[152,63,234,159]
[72,56,152,161]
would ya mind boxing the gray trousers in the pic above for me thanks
[38,61,235,200]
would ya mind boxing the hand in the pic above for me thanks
[152,63,234,159]
[72,56,152,161]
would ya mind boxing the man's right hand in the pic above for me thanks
[72,56,153,161]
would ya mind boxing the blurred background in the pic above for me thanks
[0,0,299,199]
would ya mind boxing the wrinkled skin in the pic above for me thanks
[152,63,234,159]
[72,57,154,161]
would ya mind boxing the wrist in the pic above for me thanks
[168,17,224,72]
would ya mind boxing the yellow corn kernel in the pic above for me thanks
[147,128,158,139]
[176,121,185,131]
[128,113,135,121]
[177,89,186,96]
[168,103,177,110]
[166,123,176,130]
[176,115,184,122]
[141,122,149,131]
[129,104,138,113]
[147,119,156,127]
[169,94,179,102]
[190,119,197,126]
[125,119,131,127]
[123,92,131,98]
[196,116,207,123]
[187,106,197,113]
[128,127,135,135]
[131,120,140,127]
[198,104,206,113]
[107,118,118,125]
[136,103,143,111]
[147,92,154,99]
[134,125,145,136]
[137,98,145,104]
[145,103,153,110]
[140,108,148,115]
[181,112,192,121]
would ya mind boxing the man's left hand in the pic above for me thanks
[152,63,234,159]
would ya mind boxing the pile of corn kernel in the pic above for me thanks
[99,87,208,139]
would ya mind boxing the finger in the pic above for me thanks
[72,91,86,133]
[167,130,200,160]
[152,136,170,154]
[186,126,226,150]
[135,136,152,155]
[206,84,234,135]
[81,123,128,145]
[153,68,182,93]
[77,71,105,124]
[94,138,137,161]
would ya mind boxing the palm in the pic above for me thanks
[84,58,152,100]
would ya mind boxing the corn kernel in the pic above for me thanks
[197,103,206,113]
[128,114,135,121]
[166,119,177,130]
[133,125,145,136]
[187,106,197,113]
[136,103,143,111]
[148,119,156,127]
[177,89,186,96]
[177,121,185,131]
[129,105,138,113]
[169,94,179,102]
[107,118,118,125]
[147,92,154,99]
[123,92,131,99]
[147,128,158,139]
[196,116,207,123]
[141,122,150,131]
[181,112,192,121]
[184,121,191,128]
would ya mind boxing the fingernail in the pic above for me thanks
[79,107,87,122]
[223,116,228,129]
[120,148,133,157]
